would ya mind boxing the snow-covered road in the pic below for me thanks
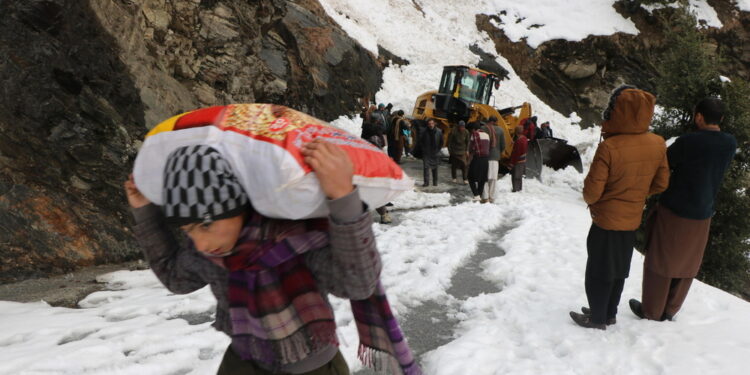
[2,158,749,375]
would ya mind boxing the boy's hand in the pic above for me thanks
[124,174,151,208]
[301,139,354,200]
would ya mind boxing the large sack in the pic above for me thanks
[133,104,413,219]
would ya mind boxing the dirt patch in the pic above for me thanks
[0,261,147,308]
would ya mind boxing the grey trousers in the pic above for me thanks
[511,163,525,192]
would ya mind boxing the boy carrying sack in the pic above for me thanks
[124,138,420,374]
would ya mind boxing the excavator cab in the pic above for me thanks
[433,66,501,122]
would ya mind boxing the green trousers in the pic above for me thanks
[216,346,350,375]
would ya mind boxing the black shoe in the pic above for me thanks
[580,307,616,325]
[629,299,646,319]
[569,311,606,330]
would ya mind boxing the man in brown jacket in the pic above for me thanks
[569,86,670,330]
[448,120,470,184]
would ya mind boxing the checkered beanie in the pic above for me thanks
[162,145,249,226]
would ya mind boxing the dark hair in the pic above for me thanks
[695,97,725,125]
[602,84,637,121]
[397,110,405,116]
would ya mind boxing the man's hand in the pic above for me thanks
[301,139,354,200]
[124,174,151,208]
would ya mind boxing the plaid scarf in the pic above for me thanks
[220,211,421,374]
[470,130,480,154]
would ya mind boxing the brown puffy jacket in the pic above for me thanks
[583,89,669,231]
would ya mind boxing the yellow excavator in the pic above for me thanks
[411,65,582,178]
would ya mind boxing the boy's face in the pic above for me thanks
[181,215,244,257]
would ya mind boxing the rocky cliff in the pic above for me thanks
[479,0,750,126]
[0,0,383,282]
[4,0,749,283]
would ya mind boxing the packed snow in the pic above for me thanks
[2,0,749,374]
[388,189,451,211]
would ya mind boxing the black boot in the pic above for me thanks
[580,306,616,325]
[629,299,646,319]
[432,168,438,186]
[569,311,606,330]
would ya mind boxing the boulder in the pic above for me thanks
[559,60,598,80]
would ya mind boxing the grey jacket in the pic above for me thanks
[483,124,505,161]
[131,188,382,337]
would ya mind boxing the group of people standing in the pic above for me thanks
[360,102,415,164]
[447,117,531,200]
[362,90,737,331]
[360,101,560,199]
[518,116,554,142]
[569,87,737,330]
[360,102,418,224]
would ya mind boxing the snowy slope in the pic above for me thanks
[2,1,750,374]
[738,0,750,12]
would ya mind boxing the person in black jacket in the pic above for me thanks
[629,97,737,322]
[418,119,443,187]
[537,122,553,139]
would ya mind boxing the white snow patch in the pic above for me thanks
[329,114,362,136]
[390,189,452,210]
[484,1,639,48]
[736,0,750,12]
[0,277,228,375]
[643,0,723,28]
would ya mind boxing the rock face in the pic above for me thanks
[477,12,659,126]
[477,0,750,126]
[0,0,383,283]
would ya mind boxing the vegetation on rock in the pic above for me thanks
[649,4,750,295]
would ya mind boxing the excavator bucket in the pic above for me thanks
[525,138,583,179]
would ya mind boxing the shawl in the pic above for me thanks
[221,212,421,374]
[484,123,497,148]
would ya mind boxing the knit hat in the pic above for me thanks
[458,120,466,127]
[162,145,249,226]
